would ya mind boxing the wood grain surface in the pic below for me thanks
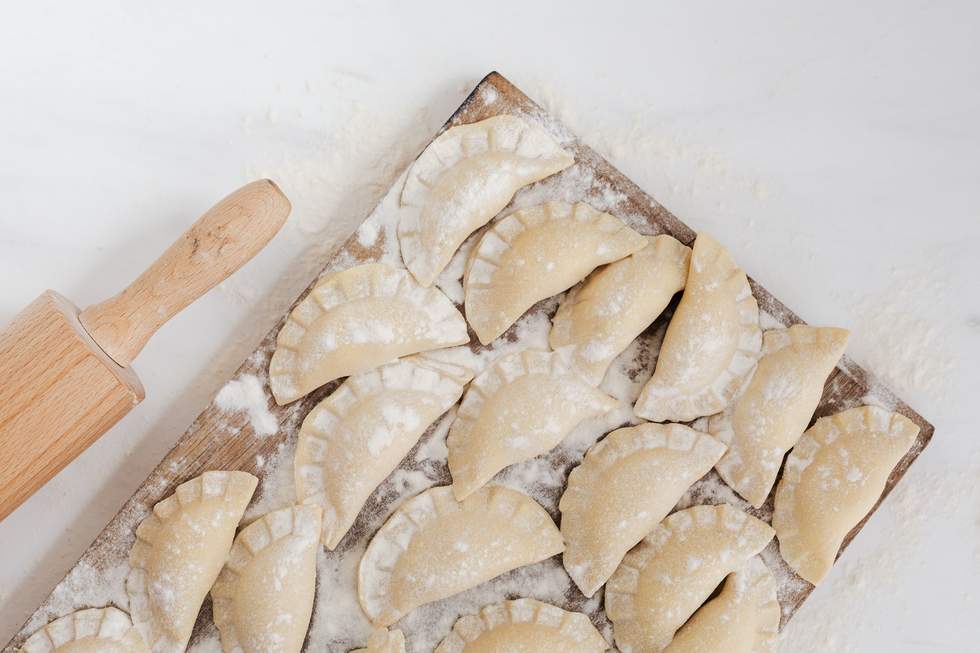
[3,72,935,651]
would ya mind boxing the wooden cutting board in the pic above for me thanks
[3,72,934,652]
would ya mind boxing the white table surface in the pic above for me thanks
[1,1,977,651]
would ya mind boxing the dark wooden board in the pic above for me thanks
[4,72,934,651]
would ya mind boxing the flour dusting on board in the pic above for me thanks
[215,374,278,437]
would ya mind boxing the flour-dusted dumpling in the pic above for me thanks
[559,423,727,597]
[634,233,761,422]
[269,263,469,404]
[448,349,618,500]
[773,405,919,584]
[434,598,609,653]
[211,505,322,653]
[464,202,647,344]
[352,628,406,653]
[358,485,564,626]
[19,607,148,653]
[664,557,780,653]
[605,504,774,653]
[398,115,574,287]
[551,234,690,385]
[295,354,473,549]
[710,325,850,507]
[126,471,257,653]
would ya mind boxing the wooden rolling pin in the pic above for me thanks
[0,180,291,522]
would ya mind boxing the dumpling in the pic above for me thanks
[464,202,647,344]
[550,234,690,385]
[434,598,609,653]
[559,423,727,597]
[269,263,469,404]
[352,628,406,653]
[664,557,780,653]
[710,325,850,507]
[605,504,774,653]
[397,114,574,287]
[773,405,919,584]
[126,471,257,653]
[447,349,618,500]
[211,505,322,653]
[19,607,148,653]
[295,355,473,549]
[634,233,761,422]
[358,485,564,626]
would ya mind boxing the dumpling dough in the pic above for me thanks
[773,405,919,584]
[559,423,727,597]
[664,557,780,653]
[126,471,257,653]
[710,325,850,507]
[434,598,609,653]
[211,505,322,653]
[269,263,469,404]
[358,485,564,626]
[295,354,473,549]
[605,504,774,653]
[634,233,761,422]
[398,115,574,286]
[19,607,148,653]
[448,349,617,500]
[352,628,406,653]
[464,201,647,344]
[550,234,690,385]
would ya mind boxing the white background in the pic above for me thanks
[1,1,978,651]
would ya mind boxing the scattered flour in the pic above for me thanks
[215,374,278,437]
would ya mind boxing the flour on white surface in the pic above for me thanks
[215,374,279,437]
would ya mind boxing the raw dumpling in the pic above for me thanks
[127,471,257,653]
[773,405,919,584]
[710,325,850,507]
[559,423,727,597]
[605,504,774,653]
[352,628,406,653]
[634,233,761,422]
[464,202,647,344]
[550,234,690,385]
[398,114,574,287]
[434,598,609,653]
[447,349,618,500]
[358,485,564,626]
[19,607,148,653]
[295,355,473,549]
[664,557,780,653]
[211,505,322,653]
[269,263,469,404]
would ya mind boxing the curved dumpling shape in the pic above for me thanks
[358,485,564,626]
[211,505,322,653]
[710,325,850,507]
[550,234,690,385]
[398,115,574,287]
[126,471,257,653]
[773,405,919,584]
[352,628,406,653]
[664,557,780,653]
[269,263,469,404]
[19,607,148,653]
[559,423,727,597]
[605,504,774,653]
[295,355,473,549]
[434,598,609,653]
[464,202,647,344]
[634,233,761,422]
[447,349,618,500]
